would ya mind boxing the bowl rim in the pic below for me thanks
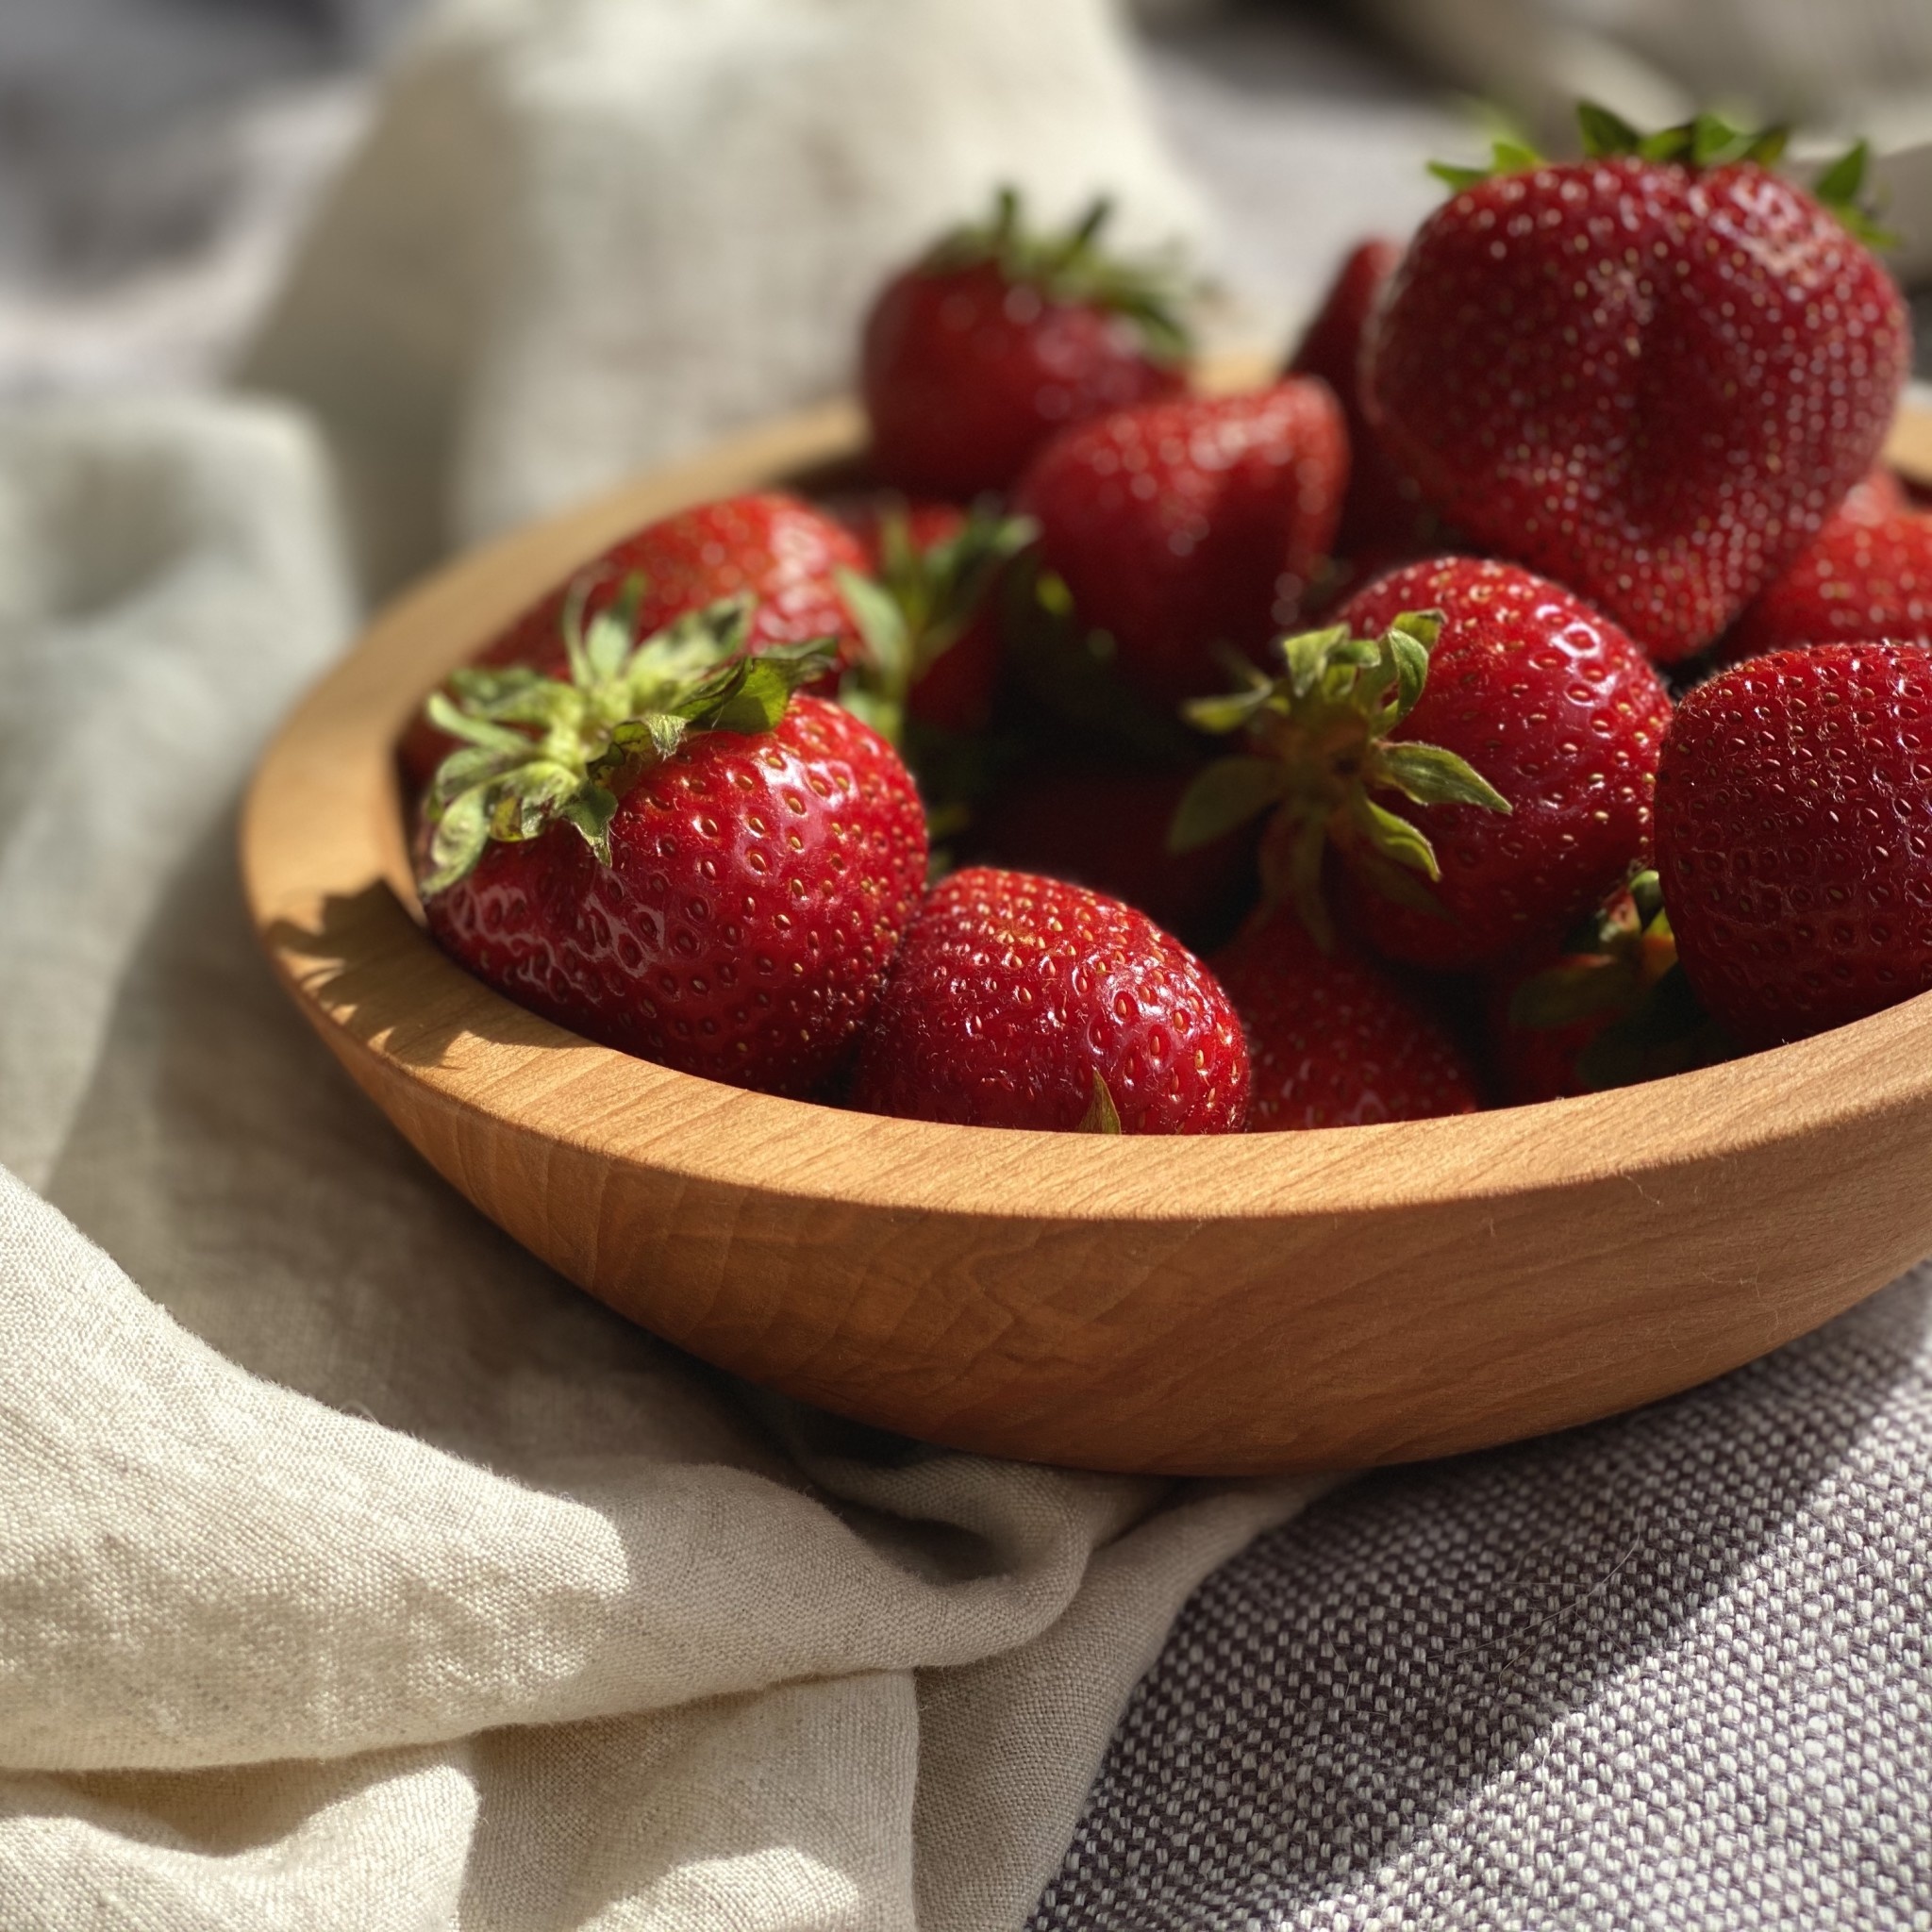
[242,383,1932,1231]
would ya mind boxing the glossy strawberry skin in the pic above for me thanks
[973,762,1257,953]
[1334,558,1674,971]
[1367,158,1910,663]
[1014,380,1348,707]
[399,493,868,794]
[849,867,1249,1133]
[863,260,1184,499]
[1287,238,1437,569]
[1656,642,1932,1049]
[424,696,927,1096]
[1212,916,1480,1129]
[1724,480,1932,664]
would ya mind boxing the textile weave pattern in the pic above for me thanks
[1031,1273,1932,1930]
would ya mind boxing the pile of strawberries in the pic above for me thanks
[408,109,1932,1136]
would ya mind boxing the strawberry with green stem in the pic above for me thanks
[418,591,928,1097]
[833,499,1036,743]
[399,492,872,797]
[1171,557,1673,972]
[863,190,1191,498]
[1366,105,1910,663]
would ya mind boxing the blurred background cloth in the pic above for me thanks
[7,0,1932,386]
[8,0,1932,597]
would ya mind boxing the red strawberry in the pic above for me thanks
[1172,557,1673,972]
[862,192,1190,498]
[832,496,1033,740]
[1365,112,1910,663]
[1723,480,1932,664]
[849,867,1249,1133]
[399,492,868,795]
[1013,379,1347,707]
[416,610,927,1096]
[972,761,1256,952]
[1212,914,1480,1128]
[1656,641,1932,1048]
[1287,238,1438,572]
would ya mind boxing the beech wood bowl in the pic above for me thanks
[241,382,1932,1476]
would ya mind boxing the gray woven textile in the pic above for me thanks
[1029,1271,1932,1931]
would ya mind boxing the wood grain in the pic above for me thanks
[240,383,1932,1475]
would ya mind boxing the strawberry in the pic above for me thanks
[862,191,1190,498]
[1012,379,1348,707]
[1286,238,1439,575]
[1365,109,1911,663]
[1838,468,1910,520]
[398,492,869,795]
[831,496,1033,741]
[1722,475,1932,664]
[849,867,1249,1133]
[1655,641,1932,1049]
[1212,914,1480,1128]
[1173,557,1673,972]
[416,601,927,1096]
[971,760,1257,952]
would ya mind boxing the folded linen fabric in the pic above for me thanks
[0,393,1321,1929]
[239,0,1207,600]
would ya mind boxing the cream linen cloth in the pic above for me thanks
[240,0,1207,599]
[0,236,1322,1932]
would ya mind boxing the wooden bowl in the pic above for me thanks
[241,390,1932,1476]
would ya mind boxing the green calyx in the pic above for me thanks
[1428,134,1545,193]
[925,187,1194,363]
[418,576,837,896]
[1508,869,1673,1033]
[1431,102,1892,247]
[1509,868,1733,1090]
[1168,610,1510,948]
[1076,1071,1123,1135]
[835,502,1037,745]
[1574,101,1790,170]
[1807,138,1896,248]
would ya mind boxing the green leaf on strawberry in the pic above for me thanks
[1437,100,1890,248]
[419,581,838,895]
[1168,755,1291,852]
[835,502,1036,747]
[1169,608,1509,948]
[1076,1072,1124,1135]
[927,188,1196,365]
[1810,138,1897,247]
